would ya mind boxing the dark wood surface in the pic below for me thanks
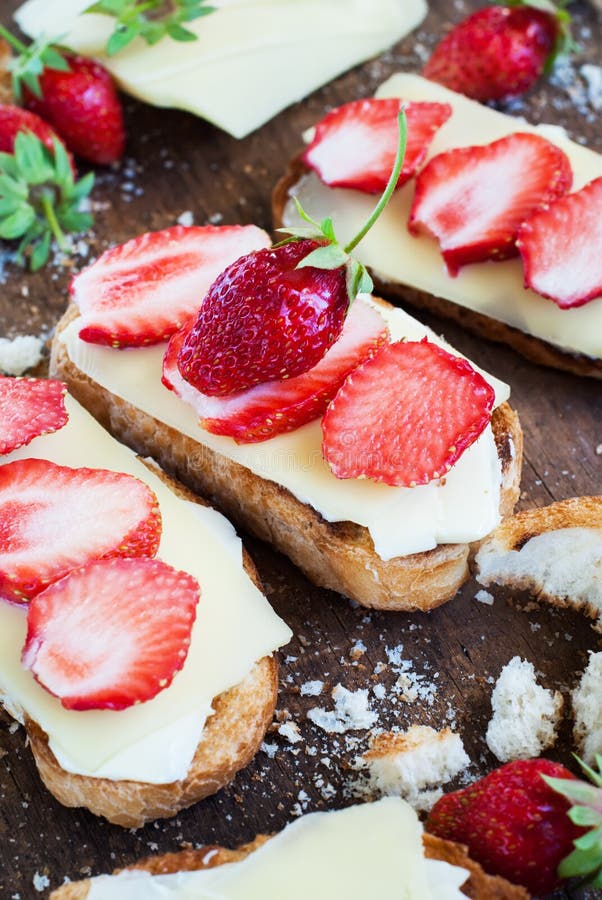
[0,1,601,897]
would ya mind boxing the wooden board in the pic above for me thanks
[0,1,600,897]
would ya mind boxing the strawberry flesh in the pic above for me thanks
[0,377,68,456]
[422,5,559,102]
[0,103,74,171]
[72,224,271,348]
[409,132,572,274]
[302,99,452,194]
[518,176,602,308]
[177,239,350,397]
[24,53,125,166]
[322,338,494,487]
[164,299,389,443]
[22,557,200,711]
[426,759,585,895]
[0,458,162,603]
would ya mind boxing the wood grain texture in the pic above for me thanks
[0,0,600,898]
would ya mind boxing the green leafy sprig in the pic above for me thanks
[0,132,94,271]
[276,108,408,307]
[0,25,70,104]
[84,0,216,57]
[544,754,602,888]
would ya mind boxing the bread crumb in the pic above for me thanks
[307,684,377,733]
[573,651,602,764]
[474,589,494,606]
[486,656,562,762]
[278,721,303,744]
[356,725,470,812]
[177,210,194,226]
[300,680,324,697]
[32,872,50,892]
[0,335,43,375]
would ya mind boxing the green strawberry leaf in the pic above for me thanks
[30,230,51,271]
[546,757,602,887]
[84,0,217,56]
[297,244,348,270]
[0,204,35,239]
[0,25,71,102]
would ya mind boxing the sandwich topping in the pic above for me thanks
[0,374,68,455]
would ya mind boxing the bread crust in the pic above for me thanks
[272,156,602,380]
[2,461,279,828]
[474,495,602,621]
[50,831,529,899]
[50,306,522,612]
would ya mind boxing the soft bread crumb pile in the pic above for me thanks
[573,652,602,764]
[486,656,563,763]
[307,684,378,734]
[358,725,470,812]
[476,527,602,617]
[0,335,43,375]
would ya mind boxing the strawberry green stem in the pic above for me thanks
[0,24,28,54]
[343,108,408,255]
[40,189,67,251]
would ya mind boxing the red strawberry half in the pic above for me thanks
[409,132,573,275]
[302,99,452,194]
[0,459,162,603]
[0,377,68,456]
[0,104,75,172]
[322,338,494,487]
[71,224,271,348]
[22,557,200,711]
[163,299,389,443]
[517,176,602,308]
[24,52,125,166]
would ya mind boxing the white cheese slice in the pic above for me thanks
[0,395,292,782]
[62,297,510,561]
[86,799,469,899]
[284,73,602,359]
[15,0,428,138]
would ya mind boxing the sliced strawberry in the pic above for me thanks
[0,459,162,603]
[163,299,389,443]
[71,224,271,348]
[302,99,452,194]
[322,339,495,487]
[409,133,573,275]
[22,557,200,711]
[517,176,602,309]
[0,377,68,456]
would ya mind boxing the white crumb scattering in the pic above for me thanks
[0,335,43,375]
[385,645,438,705]
[208,212,223,225]
[260,741,278,759]
[278,721,303,744]
[596,444,602,456]
[300,680,324,697]
[373,684,386,700]
[581,64,602,112]
[356,725,470,812]
[307,684,377,734]
[349,639,367,660]
[474,589,494,606]
[573,652,602,765]
[486,657,563,763]
[32,873,50,892]
[476,528,602,616]
[177,210,194,227]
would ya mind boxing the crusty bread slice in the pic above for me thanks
[49,830,529,899]
[50,304,522,613]
[272,156,602,380]
[2,462,279,829]
[474,496,602,622]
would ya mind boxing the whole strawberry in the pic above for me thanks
[423,1,573,102]
[426,758,585,894]
[178,111,408,397]
[0,103,71,162]
[0,27,124,165]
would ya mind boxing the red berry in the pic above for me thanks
[163,298,389,442]
[0,104,74,170]
[303,99,452,194]
[322,338,494,487]
[22,557,200,711]
[0,459,162,603]
[72,225,270,348]
[0,376,68,456]
[24,53,125,165]
[423,5,561,102]
[517,176,602,309]
[177,239,349,397]
[426,759,585,895]
[409,132,572,274]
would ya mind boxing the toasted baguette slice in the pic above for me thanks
[272,156,602,380]
[2,461,278,829]
[50,831,528,900]
[474,496,602,623]
[50,304,522,613]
